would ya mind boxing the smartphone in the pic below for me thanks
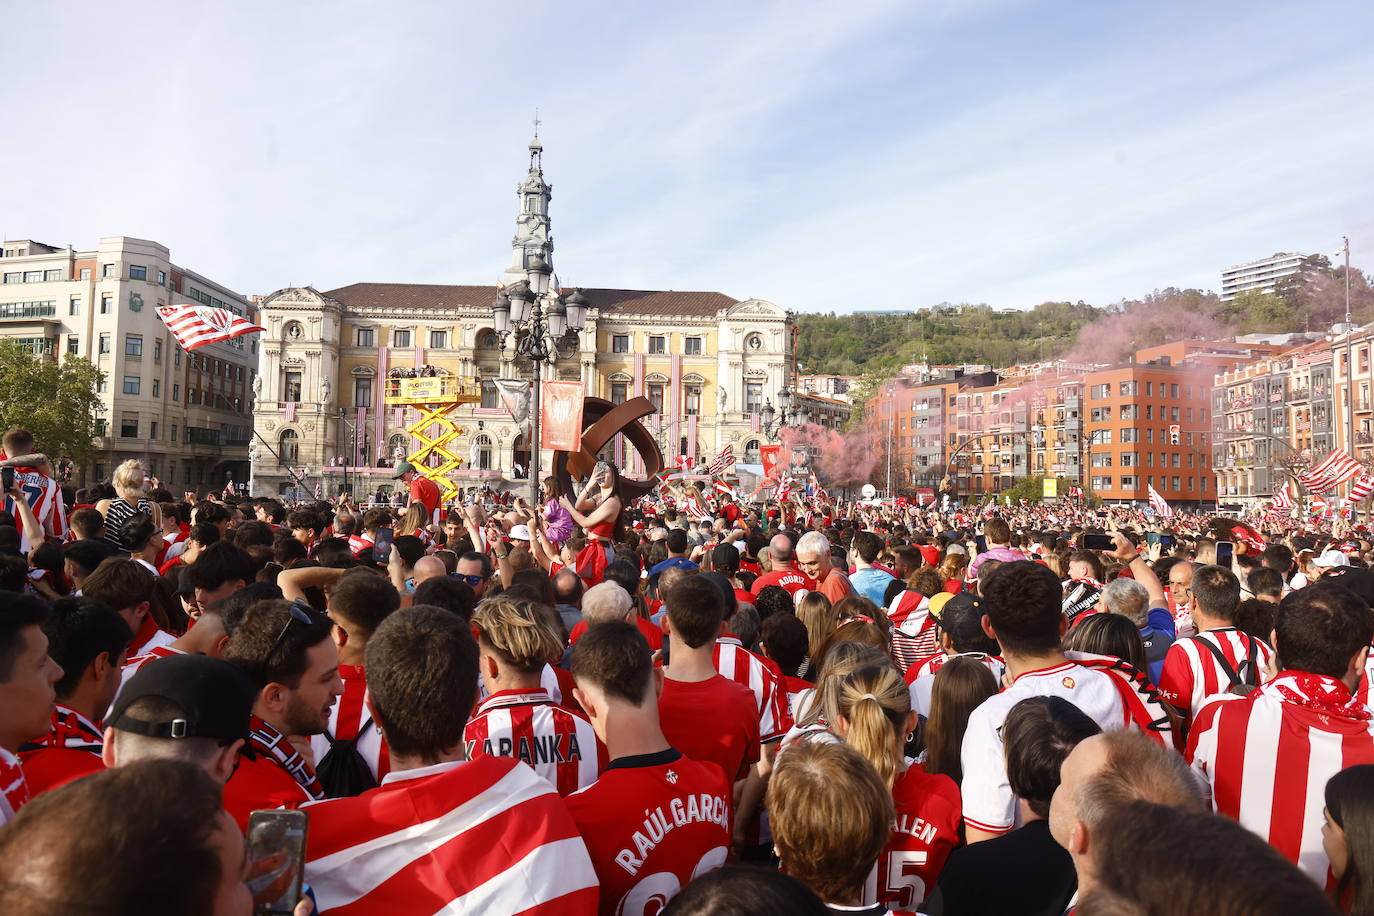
[1082,533,1115,551]
[1146,532,1161,547]
[0,467,12,492]
[372,527,395,564]
[1215,541,1234,564]
[1159,534,1175,550]
[975,535,988,553]
[246,809,308,915]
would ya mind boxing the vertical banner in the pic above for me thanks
[670,354,682,460]
[355,407,367,466]
[374,345,388,459]
[495,378,533,439]
[760,445,782,479]
[540,381,585,451]
[687,414,698,464]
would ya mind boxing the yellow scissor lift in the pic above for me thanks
[383,375,482,501]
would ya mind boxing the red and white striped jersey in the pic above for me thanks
[564,749,731,916]
[2,467,66,541]
[864,764,962,911]
[0,747,29,827]
[888,590,939,671]
[1158,627,1274,720]
[780,675,812,721]
[303,755,600,916]
[19,705,106,796]
[463,689,604,796]
[905,652,1006,718]
[119,644,186,689]
[1356,646,1374,710]
[713,636,792,743]
[347,532,374,559]
[309,665,390,784]
[1187,671,1374,880]
[126,615,177,661]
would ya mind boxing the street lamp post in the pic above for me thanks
[760,386,805,439]
[491,253,588,506]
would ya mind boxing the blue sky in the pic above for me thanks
[2,0,1371,312]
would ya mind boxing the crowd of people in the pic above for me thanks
[0,426,1372,915]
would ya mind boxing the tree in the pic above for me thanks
[0,341,105,466]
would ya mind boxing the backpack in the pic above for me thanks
[315,717,379,798]
[1193,634,1261,696]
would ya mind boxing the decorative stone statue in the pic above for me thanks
[252,374,263,400]
[321,378,332,402]
[718,386,728,411]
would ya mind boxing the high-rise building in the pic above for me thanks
[0,237,256,488]
[1220,252,1305,301]
[250,136,795,500]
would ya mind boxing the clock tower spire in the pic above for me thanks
[502,124,555,290]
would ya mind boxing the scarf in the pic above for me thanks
[1270,672,1372,722]
[248,715,325,800]
[42,705,103,752]
[0,747,30,820]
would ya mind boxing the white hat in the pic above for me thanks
[1314,548,1349,569]
[509,524,531,541]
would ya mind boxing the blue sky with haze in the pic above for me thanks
[3,0,1371,312]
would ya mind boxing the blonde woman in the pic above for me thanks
[465,594,603,795]
[396,503,433,547]
[96,459,161,551]
[795,590,838,674]
[826,664,962,910]
[785,641,890,745]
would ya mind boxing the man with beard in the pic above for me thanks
[222,599,342,828]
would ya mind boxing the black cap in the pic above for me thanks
[108,654,256,743]
[174,565,196,596]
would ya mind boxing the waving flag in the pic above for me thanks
[1272,480,1296,510]
[1147,484,1174,518]
[708,444,735,476]
[1350,473,1374,501]
[1298,448,1362,494]
[157,304,265,352]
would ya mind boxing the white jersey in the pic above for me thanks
[961,661,1131,835]
[3,468,66,544]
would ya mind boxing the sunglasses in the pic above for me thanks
[265,599,317,668]
[455,573,488,587]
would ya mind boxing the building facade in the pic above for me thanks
[250,139,795,499]
[1221,252,1305,301]
[0,237,255,488]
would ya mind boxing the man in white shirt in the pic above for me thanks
[961,561,1145,843]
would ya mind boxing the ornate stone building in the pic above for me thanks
[251,137,793,499]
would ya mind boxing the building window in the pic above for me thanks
[393,329,411,348]
[1119,405,1137,420]
[649,336,666,354]
[1,273,19,283]
[120,415,138,437]
[684,337,703,356]
[80,268,91,280]
[685,384,701,416]
[356,328,375,347]
[97,377,107,393]
[22,270,42,282]
[129,265,148,280]
[480,380,498,409]
[744,439,761,464]
[1120,475,1138,489]
[284,371,302,403]
[745,382,763,414]
[428,330,446,349]
[1119,381,1138,396]
[473,435,493,470]
[157,270,166,285]
[279,429,299,463]
[610,382,627,405]
[100,293,112,314]
[1121,428,1138,443]
[648,383,665,412]
[69,297,81,315]
[172,383,180,402]
[1171,476,1181,490]
[1092,476,1113,490]
[152,379,160,398]
[612,335,630,353]
[171,425,178,443]
[354,377,373,408]
[98,333,111,354]
[125,335,142,357]
[101,264,115,278]
[66,336,79,355]
[1145,405,1153,419]
[174,350,181,367]
[150,421,158,440]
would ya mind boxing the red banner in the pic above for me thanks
[540,381,585,452]
[760,444,782,479]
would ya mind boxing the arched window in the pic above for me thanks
[477,329,498,349]
[744,438,761,465]
[387,433,409,463]
[279,429,299,463]
[474,434,492,471]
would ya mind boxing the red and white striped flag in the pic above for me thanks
[1147,484,1174,518]
[1272,480,1296,509]
[1298,448,1362,494]
[709,444,735,476]
[1350,473,1374,501]
[156,304,265,352]
[1069,485,1084,498]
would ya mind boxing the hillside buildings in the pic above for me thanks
[1221,252,1305,301]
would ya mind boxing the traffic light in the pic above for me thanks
[1168,424,1180,445]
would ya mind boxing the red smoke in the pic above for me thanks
[780,423,881,488]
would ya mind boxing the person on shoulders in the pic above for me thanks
[565,620,732,915]
[303,605,599,914]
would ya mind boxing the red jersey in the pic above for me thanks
[569,616,663,652]
[408,475,441,520]
[863,765,962,910]
[2,467,66,540]
[19,704,106,796]
[463,688,604,796]
[1158,627,1275,720]
[659,675,761,783]
[780,675,812,720]
[309,665,390,784]
[222,718,320,831]
[348,532,375,559]
[127,614,177,660]
[564,749,731,916]
[1187,671,1374,881]
[750,567,816,598]
[712,636,793,743]
[303,756,599,915]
